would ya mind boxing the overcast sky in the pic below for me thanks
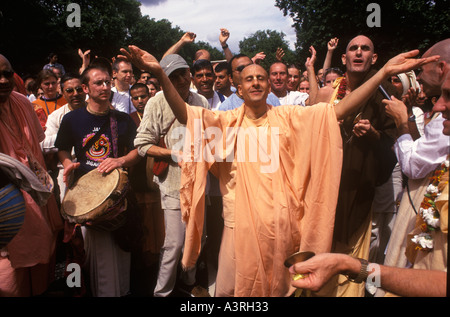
[138,0,297,54]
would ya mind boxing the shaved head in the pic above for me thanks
[346,35,375,52]
[418,38,450,96]
[0,54,15,103]
[425,38,450,63]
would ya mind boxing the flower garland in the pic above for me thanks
[333,74,347,105]
[411,156,449,251]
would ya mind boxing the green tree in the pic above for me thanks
[238,29,296,70]
[0,0,224,76]
[275,0,450,69]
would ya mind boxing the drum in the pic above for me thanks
[61,168,129,231]
[0,183,26,248]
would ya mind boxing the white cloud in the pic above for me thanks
[139,0,297,53]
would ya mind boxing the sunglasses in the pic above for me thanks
[64,87,84,94]
[0,70,15,79]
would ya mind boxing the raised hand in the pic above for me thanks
[276,47,285,61]
[219,28,230,45]
[327,38,339,51]
[119,45,162,75]
[252,52,266,64]
[182,32,196,44]
[305,46,316,69]
[382,50,439,79]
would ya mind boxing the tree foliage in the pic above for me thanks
[0,0,224,76]
[275,0,450,69]
[239,29,296,70]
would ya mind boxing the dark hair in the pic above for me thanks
[47,52,57,61]
[191,59,213,76]
[112,57,131,72]
[323,67,344,80]
[60,73,79,91]
[228,53,250,74]
[90,57,113,76]
[214,61,228,74]
[36,69,58,88]
[130,82,149,94]
[80,65,110,86]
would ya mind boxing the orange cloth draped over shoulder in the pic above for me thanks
[179,102,343,296]
[0,92,63,268]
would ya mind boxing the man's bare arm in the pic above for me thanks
[290,253,446,297]
[162,32,196,59]
[120,46,188,124]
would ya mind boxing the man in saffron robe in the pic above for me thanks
[0,54,63,296]
[121,45,438,297]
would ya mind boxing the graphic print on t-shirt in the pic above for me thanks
[82,132,111,164]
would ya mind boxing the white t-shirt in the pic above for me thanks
[111,86,136,114]
[278,91,309,106]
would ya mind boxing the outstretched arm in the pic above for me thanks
[322,38,339,74]
[162,32,196,59]
[334,50,439,120]
[305,46,319,105]
[220,28,233,62]
[120,45,188,124]
[289,253,446,297]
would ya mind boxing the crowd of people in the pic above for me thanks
[0,27,448,298]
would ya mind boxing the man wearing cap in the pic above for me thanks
[134,54,210,297]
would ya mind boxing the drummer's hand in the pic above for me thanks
[63,162,80,186]
[97,157,125,174]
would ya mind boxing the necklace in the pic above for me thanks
[411,155,449,251]
[86,104,110,116]
[334,75,347,104]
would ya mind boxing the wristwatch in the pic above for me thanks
[347,258,369,284]
[222,44,229,49]
[408,114,416,122]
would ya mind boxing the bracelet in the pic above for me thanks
[346,258,369,284]
[222,44,228,49]
[408,114,416,122]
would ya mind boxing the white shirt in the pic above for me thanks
[111,86,136,114]
[278,91,309,106]
[208,91,223,110]
[41,104,73,153]
[394,113,449,179]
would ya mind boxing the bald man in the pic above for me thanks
[313,35,403,296]
[121,44,437,297]
[0,54,63,296]
[417,38,450,97]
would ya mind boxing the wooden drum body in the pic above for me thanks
[61,168,129,231]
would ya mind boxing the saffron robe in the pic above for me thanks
[180,102,342,296]
[0,92,63,295]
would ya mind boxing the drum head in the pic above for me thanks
[62,169,120,218]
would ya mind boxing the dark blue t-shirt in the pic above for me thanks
[55,107,136,179]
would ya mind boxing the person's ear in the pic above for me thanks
[341,54,347,66]
[82,84,89,94]
[371,53,378,65]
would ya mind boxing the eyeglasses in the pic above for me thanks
[0,70,14,79]
[92,80,111,87]
[64,87,84,94]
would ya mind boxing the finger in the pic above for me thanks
[400,49,420,59]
